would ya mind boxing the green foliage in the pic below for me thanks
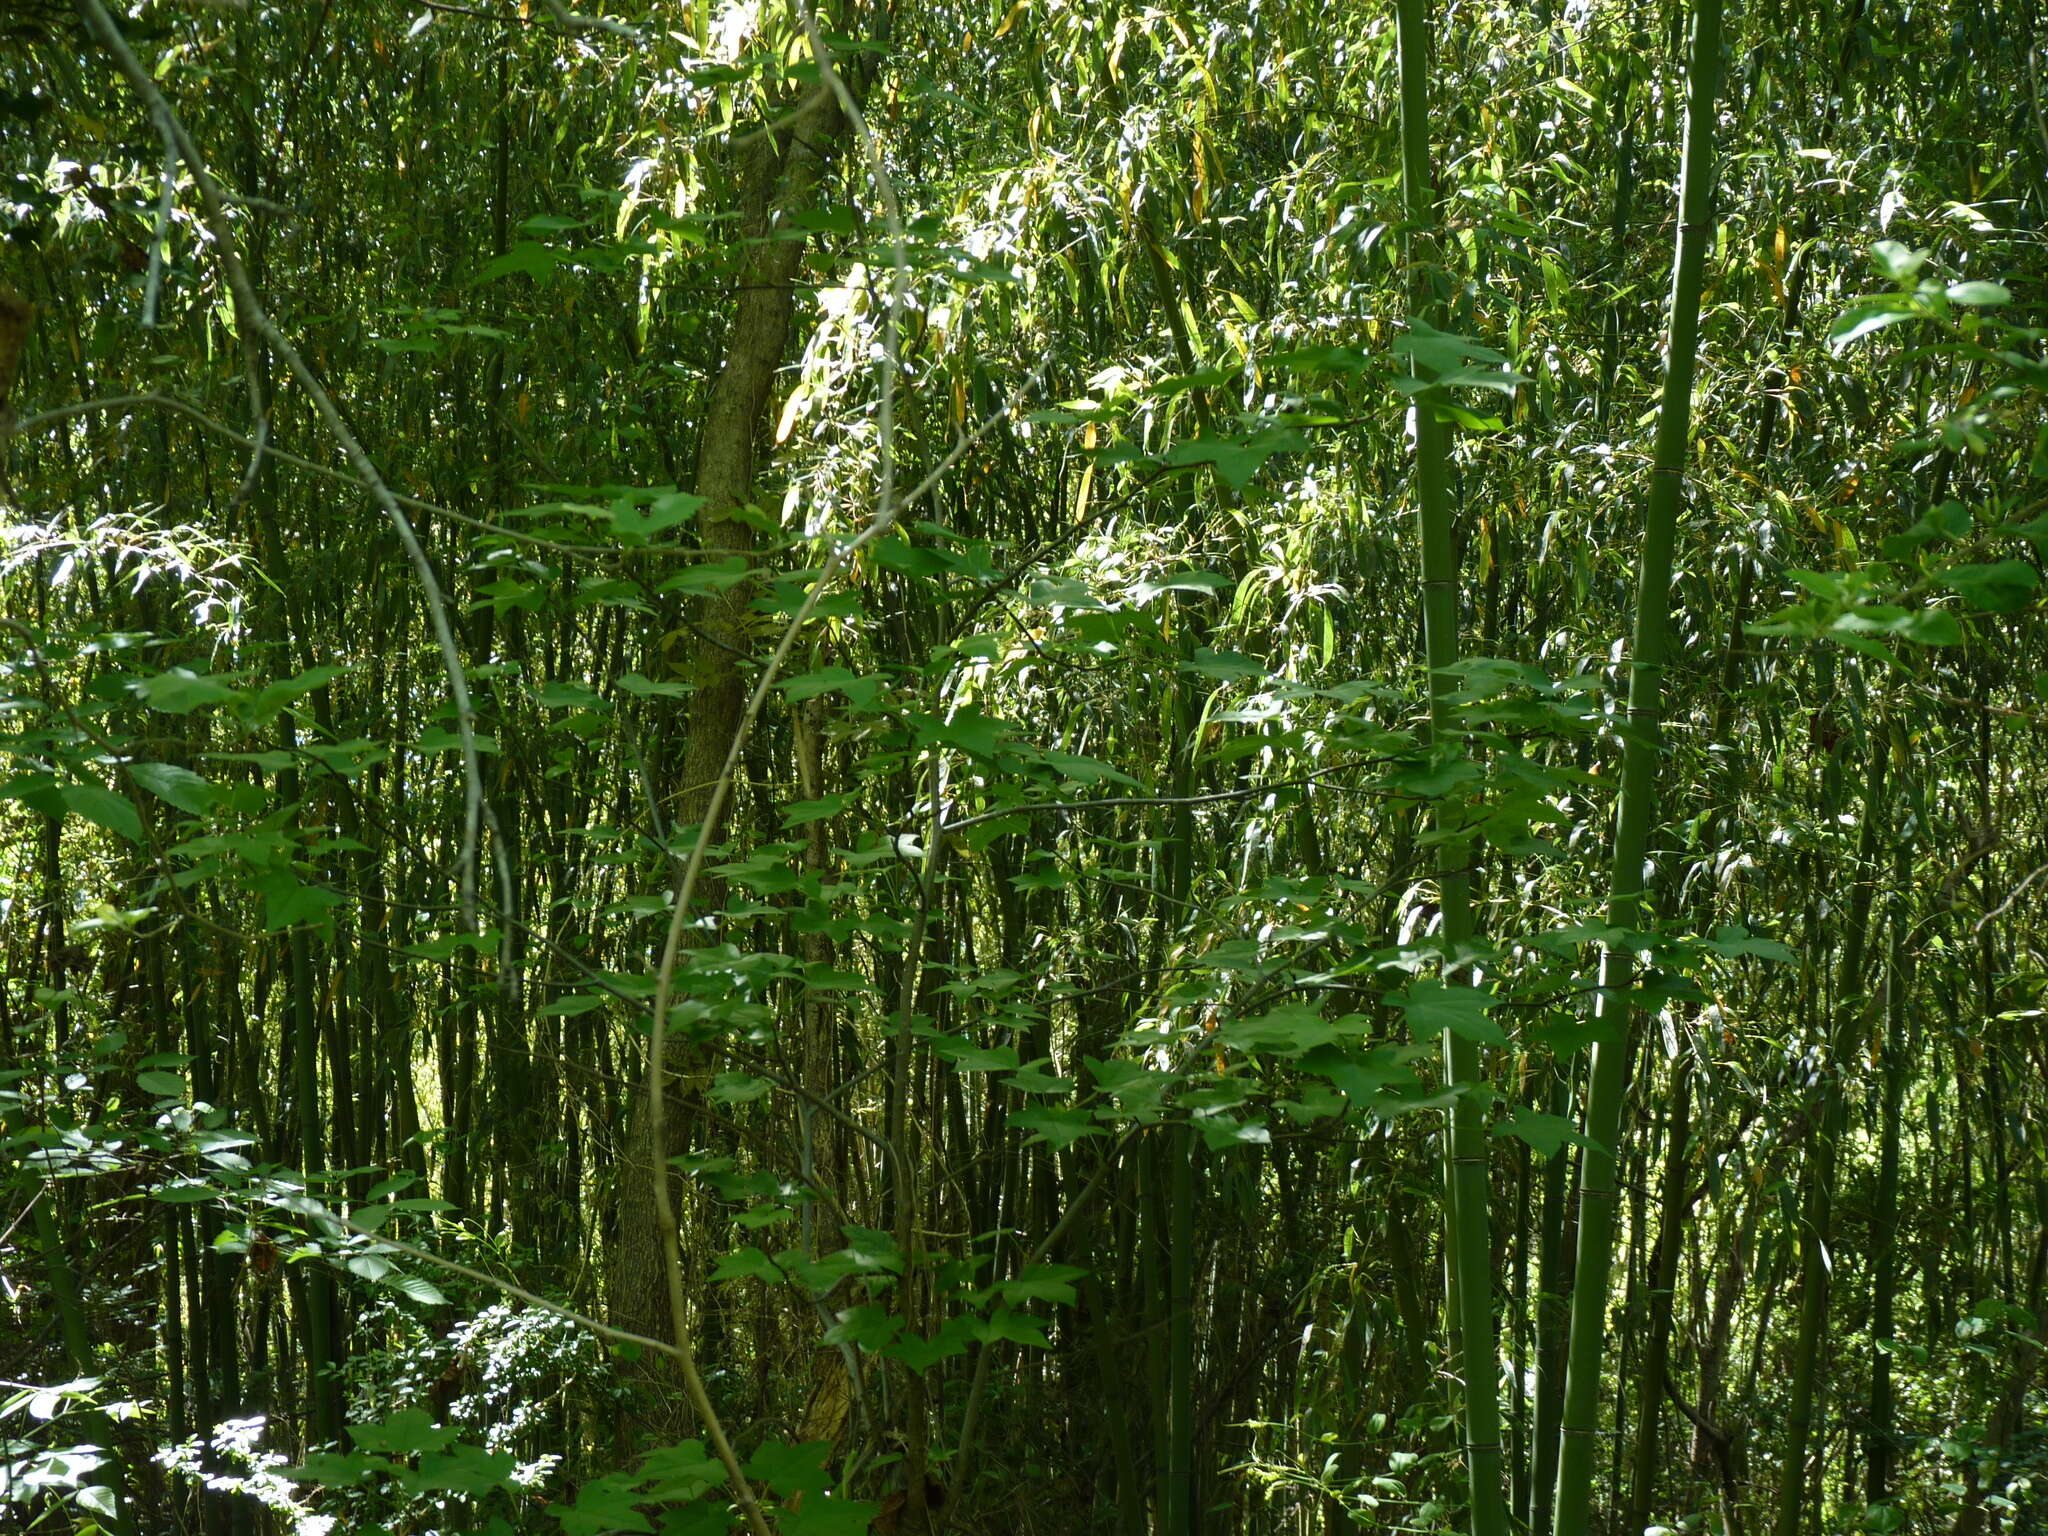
[3,0,2046,1533]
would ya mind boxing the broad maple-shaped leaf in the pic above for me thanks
[742,1440,834,1499]
[1390,979,1507,1046]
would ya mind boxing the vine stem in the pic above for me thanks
[73,0,500,941]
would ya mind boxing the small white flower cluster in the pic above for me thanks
[154,1417,334,1536]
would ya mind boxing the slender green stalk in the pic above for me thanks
[1529,1060,1573,1536]
[1164,1121,1197,1535]
[1622,1052,1693,1534]
[1866,831,1911,1503]
[1775,736,1887,1536]
[1550,0,1722,1528]
[1394,4,1506,1532]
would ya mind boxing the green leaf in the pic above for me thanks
[1130,569,1232,603]
[1180,648,1268,680]
[1869,240,1929,282]
[637,1441,723,1502]
[130,667,236,713]
[836,1225,904,1272]
[1940,559,2039,613]
[1395,319,1512,374]
[1828,298,1919,353]
[60,782,143,842]
[1198,1113,1274,1151]
[75,1486,119,1518]
[1086,1057,1173,1111]
[978,1307,1052,1348]
[0,771,63,818]
[1490,1108,1592,1157]
[151,1180,220,1203]
[1161,428,1308,491]
[617,672,694,699]
[255,870,347,931]
[1699,926,1799,964]
[129,762,215,815]
[1034,749,1142,787]
[742,1440,834,1499]
[707,1072,771,1105]
[783,792,855,827]
[539,992,610,1017]
[660,1503,738,1536]
[286,1449,394,1486]
[871,536,960,577]
[909,704,1012,758]
[475,242,562,282]
[658,556,755,594]
[1896,608,1964,645]
[711,1246,785,1284]
[606,492,703,539]
[1300,1041,1430,1105]
[780,667,866,702]
[1386,757,1483,798]
[409,1444,517,1495]
[1213,1004,1347,1058]
[1945,280,2010,307]
[997,1263,1088,1305]
[350,1408,459,1457]
[534,680,607,709]
[1008,1105,1104,1147]
[821,1304,902,1349]
[387,1272,448,1306]
[1001,1061,1075,1095]
[881,1324,974,1371]
[548,1471,656,1534]
[1390,980,1506,1046]
[1394,362,1529,397]
[1269,343,1375,374]
[245,665,352,724]
[136,1070,186,1097]
[415,727,498,755]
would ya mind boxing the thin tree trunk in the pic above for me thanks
[608,81,850,1432]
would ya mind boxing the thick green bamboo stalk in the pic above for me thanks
[1549,0,1722,1527]
[1393,4,1507,1533]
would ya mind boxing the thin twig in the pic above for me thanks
[13,392,710,562]
[934,759,1401,836]
[327,1211,684,1361]
[1977,858,2048,933]
[539,0,646,42]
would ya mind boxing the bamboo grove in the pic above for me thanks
[2,0,2046,1532]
